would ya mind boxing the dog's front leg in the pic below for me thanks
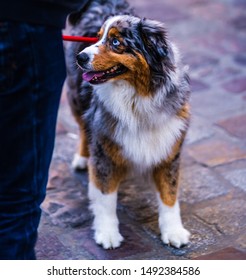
[153,156,190,248]
[88,159,127,249]
[157,196,190,248]
[88,182,123,249]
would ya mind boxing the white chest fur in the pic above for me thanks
[116,116,185,169]
[95,81,186,169]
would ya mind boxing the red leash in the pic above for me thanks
[62,35,98,43]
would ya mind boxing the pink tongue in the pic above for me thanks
[82,71,104,82]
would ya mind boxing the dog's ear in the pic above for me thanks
[138,18,169,65]
[137,18,176,90]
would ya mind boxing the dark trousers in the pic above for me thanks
[0,22,66,259]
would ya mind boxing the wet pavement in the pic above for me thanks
[36,0,246,260]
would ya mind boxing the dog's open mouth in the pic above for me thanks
[82,64,127,84]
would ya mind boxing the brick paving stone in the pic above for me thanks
[234,0,246,7]
[188,2,228,21]
[194,195,246,236]
[143,215,220,259]
[179,164,230,203]
[222,77,246,93]
[168,0,209,5]
[36,233,74,260]
[194,247,246,260]
[215,160,246,192]
[234,54,246,66]
[185,115,215,145]
[190,89,245,121]
[183,52,219,70]
[183,216,221,259]
[190,65,241,82]
[190,32,242,55]
[64,223,155,260]
[51,227,96,260]
[217,114,246,139]
[223,169,246,191]
[118,178,158,222]
[212,66,241,81]
[42,160,91,226]
[125,250,185,260]
[187,138,246,167]
[52,134,78,162]
[236,234,246,250]
[133,1,189,22]
[190,78,210,92]
[230,15,246,31]
[56,121,68,135]
[57,227,97,259]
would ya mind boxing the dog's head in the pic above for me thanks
[77,15,178,96]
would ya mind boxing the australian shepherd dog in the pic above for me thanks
[65,3,191,250]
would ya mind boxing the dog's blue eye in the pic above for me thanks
[112,38,120,47]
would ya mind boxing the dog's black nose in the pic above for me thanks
[77,52,89,66]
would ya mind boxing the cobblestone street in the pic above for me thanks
[36,0,246,259]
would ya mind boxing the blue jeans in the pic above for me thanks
[0,22,66,259]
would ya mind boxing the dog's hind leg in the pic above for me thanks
[71,114,90,170]
[64,78,90,170]
[153,151,190,248]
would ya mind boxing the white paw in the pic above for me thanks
[161,226,190,248]
[72,153,88,170]
[94,228,124,249]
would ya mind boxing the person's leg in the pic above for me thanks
[0,22,66,259]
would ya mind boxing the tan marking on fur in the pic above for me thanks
[101,136,127,166]
[107,28,125,53]
[88,163,101,191]
[177,102,190,121]
[97,28,104,40]
[89,137,127,194]
[153,126,187,207]
[153,166,178,207]
[108,27,121,39]
[74,114,90,158]
[92,45,151,96]
[165,103,190,163]
[88,162,127,194]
